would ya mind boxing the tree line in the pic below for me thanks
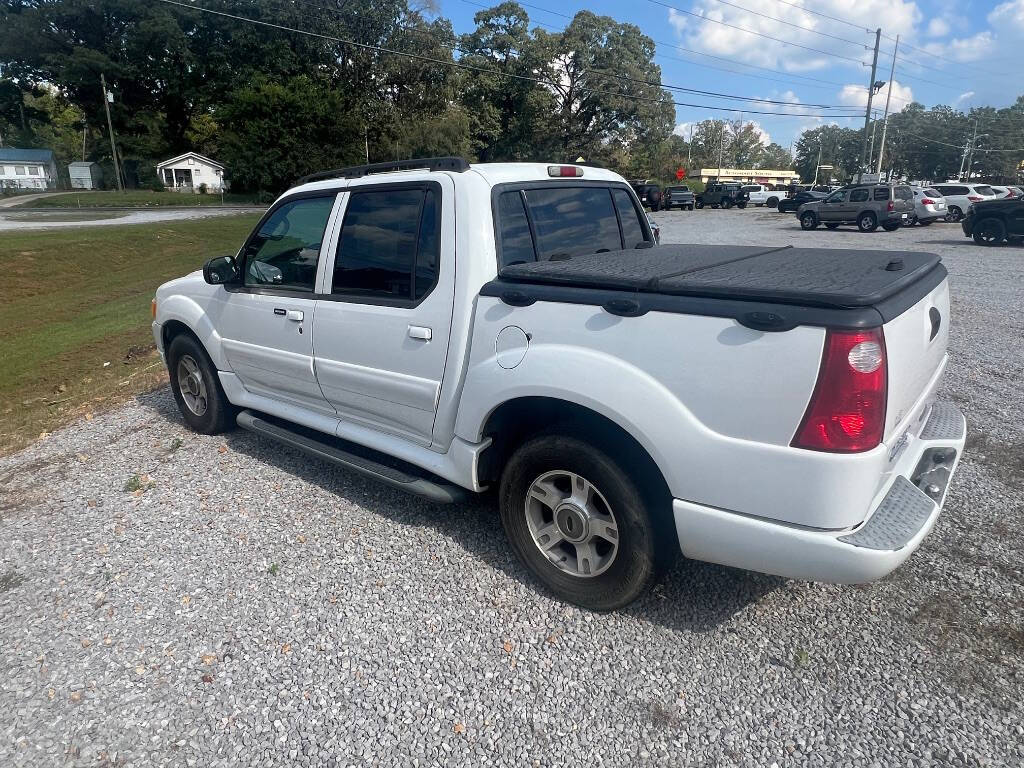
[1,0,1021,193]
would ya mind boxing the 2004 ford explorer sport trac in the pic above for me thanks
[152,157,966,611]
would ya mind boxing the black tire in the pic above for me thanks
[722,198,733,209]
[973,217,1006,246]
[695,201,704,209]
[857,211,878,232]
[882,222,901,232]
[919,218,933,226]
[167,333,234,434]
[711,203,720,209]
[766,197,779,208]
[800,211,818,230]
[947,206,963,222]
[499,433,671,611]
[737,200,747,209]
[687,204,694,211]
[825,222,840,229]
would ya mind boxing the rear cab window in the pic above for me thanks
[494,184,651,268]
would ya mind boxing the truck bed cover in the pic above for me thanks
[483,244,946,330]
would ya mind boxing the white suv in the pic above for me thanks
[932,183,997,221]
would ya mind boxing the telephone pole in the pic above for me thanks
[876,34,899,175]
[859,28,882,181]
[100,74,123,192]
[964,120,980,181]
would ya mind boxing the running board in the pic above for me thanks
[235,410,469,504]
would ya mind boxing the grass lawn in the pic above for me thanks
[0,213,260,455]
[16,190,259,208]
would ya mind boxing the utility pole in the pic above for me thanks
[686,124,693,169]
[876,34,899,175]
[100,74,123,192]
[964,120,979,181]
[859,28,882,182]
[812,144,822,185]
[717,121,725,181]
[868,119,878,169]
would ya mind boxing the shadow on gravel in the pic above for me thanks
[138,387,781,633]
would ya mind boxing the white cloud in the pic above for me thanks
[748,120,772,145]
[673,121,695,137]
[954,91,975,106]
[926,18,950,37]
[670,0,921,73]
[838,80,914,111]
[668,8,687,36]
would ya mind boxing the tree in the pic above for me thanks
[757,142,792,171]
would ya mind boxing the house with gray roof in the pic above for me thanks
[0,148,59,190]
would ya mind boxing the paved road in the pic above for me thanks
[0,206,261,231]
[1,209,1021,767]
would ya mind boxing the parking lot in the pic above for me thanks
[1,208,1022,767]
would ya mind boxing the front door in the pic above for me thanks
[312,178,455,446]
[213,193,341,416]
[819,189,847,221]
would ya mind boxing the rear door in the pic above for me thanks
[311,178,454,446]
[846,187,870,220]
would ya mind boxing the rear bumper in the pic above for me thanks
[672,401,965,584]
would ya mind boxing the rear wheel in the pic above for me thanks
[695,201,704,209]
[857,212,878,232]
[973,217,1006,246]
[882,222,901,232]
[167,333,234,434]
[737,200,747,209]
[825,222,840,229]
[722,198,733,209]
[800,211,818,230]
[766,197,779,208]
[499,433,670,611]
[946,206,963,222]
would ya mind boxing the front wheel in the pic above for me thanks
[973,217,1006,246]
[499,434,670,611]
[800,211,818,230]
[167,333,234,434]
[736,200,747,209]
[722,198,733,209]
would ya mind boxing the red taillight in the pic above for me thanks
[921,198,935,205]
[967,195,982,202]
[887,200,894,212]
[792,328,887,453]
[547,165,584,177]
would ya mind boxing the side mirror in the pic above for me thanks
[203,255,240,285]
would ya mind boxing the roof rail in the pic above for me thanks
[296,156,470,185]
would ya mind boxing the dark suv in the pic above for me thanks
[663,185,695,211]
[798,183,914,232]
[961,197,1024,245]
[696,182,748,209]
[630,182,663,211]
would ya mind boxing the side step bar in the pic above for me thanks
[236,410,469,504]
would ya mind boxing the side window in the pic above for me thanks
[611,188,648,249]
[332,187,438,301]
[497,191,536,267]
[242,195,335,290]
[826,191,846,203]
[850,188,869,203]
[524,187,621,260]
[895,186,913,201]
[873,187,890,201]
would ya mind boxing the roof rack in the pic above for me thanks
[296,156,470,185]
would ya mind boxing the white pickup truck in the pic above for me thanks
[742,184,789,208]
[153,158,965,611]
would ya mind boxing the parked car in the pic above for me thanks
[695,182,748,209]
[662,185,695,210]
[909,187,947,226]
[778,190,827,213]
[931,183,997,221]
[741,184,788,208]
[961,197,1024,245]
[154,157,965,611]
[990,186,1022,199]
[798,183,914,232]
[631,181,663,211]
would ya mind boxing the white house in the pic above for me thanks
[68,161,104,190]
[0,148,59,190]
[156,152,227,193]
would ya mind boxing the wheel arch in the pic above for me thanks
[157,295,230,370]
[473,395,671,504]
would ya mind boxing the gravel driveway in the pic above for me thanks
[2,210,1022,767]
[0,207,260,231]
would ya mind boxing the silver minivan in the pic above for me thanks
[798,183,915,232]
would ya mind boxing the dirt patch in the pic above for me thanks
[0,569,25,593]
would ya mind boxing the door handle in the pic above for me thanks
[408,325,432,341]
[286,310,304,322]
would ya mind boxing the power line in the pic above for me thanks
[150,0,868,118]
[898,129,1023,152]
[702,0,873,53]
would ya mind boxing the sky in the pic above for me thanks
[436,0,1024,150]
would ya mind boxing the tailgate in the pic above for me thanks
[882,276,950,440]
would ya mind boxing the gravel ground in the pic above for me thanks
[0,207,258,231]
[2,209,1022,767]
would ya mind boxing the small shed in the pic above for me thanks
[156,152,227,193]
[69,161,104,190]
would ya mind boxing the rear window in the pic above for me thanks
[666,186,689,193]
[895,186,913,201]
[974,186,995,196]
[495,185,649,268]
[923,188,942,197]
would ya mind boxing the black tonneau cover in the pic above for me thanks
[483,244,946,330]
